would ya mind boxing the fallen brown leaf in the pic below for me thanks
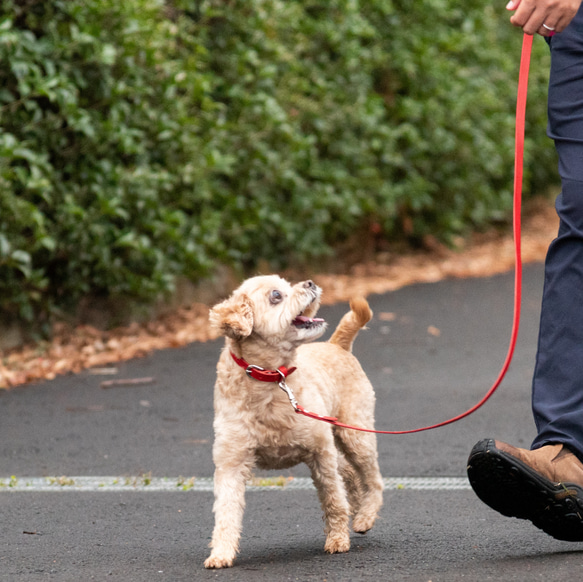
[378,312,396,322]
[427,326,441,337]
[100,377,155,389]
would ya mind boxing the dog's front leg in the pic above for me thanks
[204,449,254,569]
[307,446,351,554]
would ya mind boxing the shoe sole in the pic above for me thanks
[467,438,583,541]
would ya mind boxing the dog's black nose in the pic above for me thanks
[303,280,316,290]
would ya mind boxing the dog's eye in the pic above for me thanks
[269,290,283,305]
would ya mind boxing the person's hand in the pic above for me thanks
[506,0,583,36]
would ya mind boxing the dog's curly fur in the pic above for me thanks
[204,275,383,569]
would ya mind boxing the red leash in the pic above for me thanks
[234,34,533,435]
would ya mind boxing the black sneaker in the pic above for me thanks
[467,438,583,541]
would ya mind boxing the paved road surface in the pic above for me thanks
[2,263,583,581]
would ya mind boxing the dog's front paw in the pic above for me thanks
[324,533,350,554]
[204,553,235,569]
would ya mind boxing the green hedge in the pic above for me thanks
[0,0,555,328]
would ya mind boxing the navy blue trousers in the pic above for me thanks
[531,6,583,459]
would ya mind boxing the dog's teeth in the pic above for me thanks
[293,315,325,327]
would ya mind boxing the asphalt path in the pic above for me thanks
[2,263,583,581]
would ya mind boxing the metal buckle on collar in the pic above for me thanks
[245,364,265,378]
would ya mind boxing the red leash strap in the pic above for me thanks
[296,33,533,434]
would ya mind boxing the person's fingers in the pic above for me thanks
[538,21,556,36]
[552,4,583,31]
[507,0,582,35]
[509,0,538,32]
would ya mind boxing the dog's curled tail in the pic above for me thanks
[329,297,373,353]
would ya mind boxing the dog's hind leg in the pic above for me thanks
[306,445,351,554]
[335,430,383,534]
[337,452,363,516]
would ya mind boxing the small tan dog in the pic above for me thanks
[204,275,383,569]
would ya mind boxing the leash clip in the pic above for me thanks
[278,373,298,411]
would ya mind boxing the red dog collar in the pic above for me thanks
[230,352,296,383]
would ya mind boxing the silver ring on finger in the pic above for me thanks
[542,23,555,31]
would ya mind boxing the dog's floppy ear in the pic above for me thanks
[209,294,254,339]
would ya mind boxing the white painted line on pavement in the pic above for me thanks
[0,476,470,492]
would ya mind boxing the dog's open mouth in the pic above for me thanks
[292,314,325,329]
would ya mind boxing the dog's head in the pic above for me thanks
[209,275,327,347]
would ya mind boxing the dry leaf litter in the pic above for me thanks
[0,199,558,390]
